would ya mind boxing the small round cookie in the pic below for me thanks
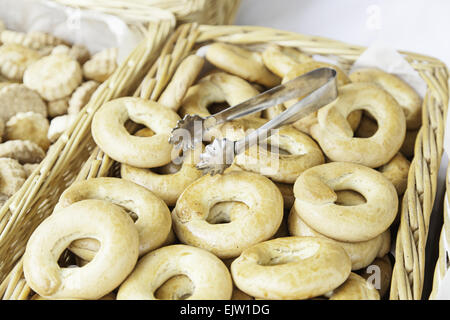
[327,273,380,300]
[179,72,260,119]
[5,112,50,151]
[47,114,76,143]
[23,163,39,178]
[121,128,203,207]
[172,170,283,259]
[51,45,70,55]
[47,97,69,118]
[117,244,233,300]
[1,30,66,50]
[288,204,390,270]
[350,68,422,129]
[54,177,172,257]
[205,43,280,87]
[0,157,27,196]
[0,83,47,123]
[0,140,45,164]
[231,237,351,300]
[68,80,99,115]
[310,83,406,168]
[23,53,82,101]
[92,97,180,168]
[69,44,91,65]
[293,162,398,242]
[82,48,118,82]
[0,43,41,81]
[23,199,139,300]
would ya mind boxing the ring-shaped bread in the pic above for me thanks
[171,170,284,259]
[288,204,390,270]
[230,236,351,300]
[23,199,139,300]
[179,72,260,120]
[117,244,233,300]
[92,97,180,168]
[293,162,398,242]
[54,177,171,257]
[349,68,422,129]
[310,83,406,168]
[205,43,280,87]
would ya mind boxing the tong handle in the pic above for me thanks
[234,69,338,155]
[203,67,337,130]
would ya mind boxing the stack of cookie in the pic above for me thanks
[0,21,118,205]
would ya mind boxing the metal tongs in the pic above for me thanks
[169,67,338,175]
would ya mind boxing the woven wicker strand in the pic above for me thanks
[0,20,174,289]
[0,23,448,300]
[48,0,240,38]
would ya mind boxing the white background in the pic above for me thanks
[235,0,450,67]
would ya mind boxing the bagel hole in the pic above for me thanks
[65,238,101,266]
[259,242,320,266]
[132,126,155,137]
[154,275,194,300]
[208,102,229,115]
[206,201,249,224]
[57,249,78,268]
[335,190,367,206]
[354,112,379,138]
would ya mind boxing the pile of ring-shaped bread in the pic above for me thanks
[23,42,421,300]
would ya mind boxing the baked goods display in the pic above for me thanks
[21,39,422,300]
[0,23,117,206]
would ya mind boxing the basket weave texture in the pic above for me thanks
[0,23,448,300]
[48,0,241,37]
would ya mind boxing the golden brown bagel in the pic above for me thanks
[230,236,351,300]
[92,97,180,168]
[350,68,422,129]
[23,199,139,300]
[117,244,233,300]
[288,204,390,270]
[310,83,406,168]
[206,43,280,87]
[172,170,283,258]
[293,162,398,242]
[327,273,380,300]
[54,177,171,257]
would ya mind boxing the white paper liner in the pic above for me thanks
[350,41,427,98]
[0,0,142,63]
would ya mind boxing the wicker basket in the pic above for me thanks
[1,23,448,300]
[48,0,241,37]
